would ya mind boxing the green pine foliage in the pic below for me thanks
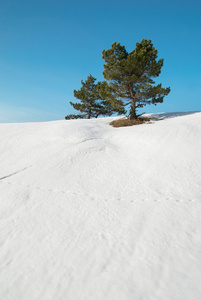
[65,114,84,120]
[65,75,125,120]
[100,39,170,119]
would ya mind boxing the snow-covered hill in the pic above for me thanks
[0,112,201,300]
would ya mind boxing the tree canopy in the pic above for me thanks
[65,74,124,120]
[99,39,170,119]
[66,39,170,121]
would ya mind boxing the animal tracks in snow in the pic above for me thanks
[0,180,198,203]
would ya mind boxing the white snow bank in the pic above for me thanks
[0,112,201,300]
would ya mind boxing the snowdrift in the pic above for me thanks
[0,112,201,300]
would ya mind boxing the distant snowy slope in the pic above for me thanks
[0,112,201,300]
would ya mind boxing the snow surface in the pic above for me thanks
[0,112,201,300]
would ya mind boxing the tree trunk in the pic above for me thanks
[129,86,137,119]
[130,99,137,119]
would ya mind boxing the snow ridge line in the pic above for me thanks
[0,166,32,181]
[0,180,198,203]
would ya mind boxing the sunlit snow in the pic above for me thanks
[0,112,201,300]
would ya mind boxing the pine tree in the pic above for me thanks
[99,39,170,119]
[65,74,125,120]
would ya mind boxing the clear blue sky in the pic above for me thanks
[0,0,201,122]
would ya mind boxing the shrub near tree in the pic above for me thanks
[65,74,125,120]
[99,39,170,119]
